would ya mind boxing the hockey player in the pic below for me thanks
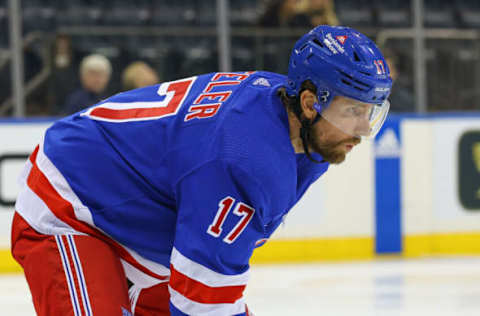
[11,25,392,316]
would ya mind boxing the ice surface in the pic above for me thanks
[1,257,479,316]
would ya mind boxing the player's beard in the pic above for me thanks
[310,132,361,164]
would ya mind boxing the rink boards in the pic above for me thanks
[0,114,480,272]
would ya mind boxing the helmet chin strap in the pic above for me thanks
[286,87,325,164]
[299,115,324,164]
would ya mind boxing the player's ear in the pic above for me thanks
[299,89,317,121]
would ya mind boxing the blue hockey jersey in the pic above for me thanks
[16,71,329,315]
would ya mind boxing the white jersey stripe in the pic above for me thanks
[73,116,166,123]
[16,157,32,188]
[121,260,168,290]
[55,236,82,316]
[124,248,170,278]
[128,284,142,315]
[16,181,80,236]
[36,140,95,227]
[67,235,93,316]
[170,247,249,287]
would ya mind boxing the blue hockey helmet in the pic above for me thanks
[287,25,393,138]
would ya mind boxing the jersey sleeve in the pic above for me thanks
[169,159,267,316]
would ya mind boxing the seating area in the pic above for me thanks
[0,0,479,51]
[0,0,479,114]
[3,0,478,31]
[16,0,252,31]
[0,0,477,54]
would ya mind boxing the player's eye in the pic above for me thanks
[345,106,362,117]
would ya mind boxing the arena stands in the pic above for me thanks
[0,0,480,115]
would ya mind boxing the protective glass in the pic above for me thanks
[317,96,390,139]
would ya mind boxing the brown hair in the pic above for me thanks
[277,80,317,119]
[277,80,324,163]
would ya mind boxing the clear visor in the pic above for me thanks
[319,96,390,139]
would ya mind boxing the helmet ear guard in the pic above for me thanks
[312,90,330,116]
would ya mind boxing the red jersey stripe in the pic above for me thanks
[90,107,174,120]
[29,145,39,164]
[169,264,245,304]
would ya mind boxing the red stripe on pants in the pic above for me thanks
[11,213,132,315]
[11,213,172,316]
[59,235,88,316]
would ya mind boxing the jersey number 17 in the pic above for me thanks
[207,196,255,244]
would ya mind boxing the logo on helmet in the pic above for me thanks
[323,38,338,54]
[326,33,345,53]
[336,35,348,45]
[373,60,386,75]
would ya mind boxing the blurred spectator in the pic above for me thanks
[121,61,159,91]
[48,34,79,115]
[384,50,415,112]
[306,0,339,26]
[259,0,311,27]
[63,54,111,115]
